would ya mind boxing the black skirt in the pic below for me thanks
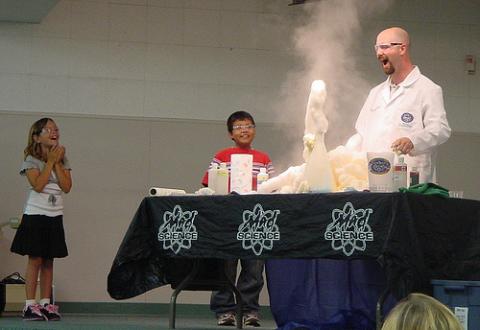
[10,214,68,259]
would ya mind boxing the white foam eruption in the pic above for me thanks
[258,80,368,194]
[259,80,334,193]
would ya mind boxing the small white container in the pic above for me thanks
[256,167,269,190]
[393,156,408,190]
[207,162,219,193]
[216,162,229,195]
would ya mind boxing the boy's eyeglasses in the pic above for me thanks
[374,42,403,51]
[232,124,255,130]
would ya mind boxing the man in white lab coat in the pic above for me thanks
[347,27,451,183]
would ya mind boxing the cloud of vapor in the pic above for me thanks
[272,0,393,169]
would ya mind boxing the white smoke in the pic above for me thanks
[272,0,393,170]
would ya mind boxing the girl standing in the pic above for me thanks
[10,118,72,321]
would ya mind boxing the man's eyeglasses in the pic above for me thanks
[232,124,255,131]
[374,42,403,51]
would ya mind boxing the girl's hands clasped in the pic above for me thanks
[47,145,65,164]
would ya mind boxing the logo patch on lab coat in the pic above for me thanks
[401,112,414,123]
[400,112,414,128]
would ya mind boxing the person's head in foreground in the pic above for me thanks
[381,293,463,330]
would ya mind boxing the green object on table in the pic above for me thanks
[398,183,449,198]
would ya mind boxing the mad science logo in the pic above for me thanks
[400,112,414,128]
[237,203,280,256]
[401,112,414,123]
[369,158,391,175]
[158,205,198,254]
[324,202,374,256]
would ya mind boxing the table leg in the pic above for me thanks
[168,260,201,329]
[376,286,392,330]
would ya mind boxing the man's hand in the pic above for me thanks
[391,137,414,155]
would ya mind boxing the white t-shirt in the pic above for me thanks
[20,155,71,217]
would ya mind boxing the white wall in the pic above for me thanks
[0,0,300,123]
[1,1,479,131]
[1,0,479,305]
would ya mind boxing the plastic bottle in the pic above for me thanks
[216,162,229,195]
[256,167,269,190]
[393,156,408,190]
[207,163,218,193]
[409,166,419,187]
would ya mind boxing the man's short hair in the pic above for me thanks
[227,111,255,133]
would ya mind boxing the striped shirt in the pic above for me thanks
[202,147,274,191]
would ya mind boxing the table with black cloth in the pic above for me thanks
[107,192,480,329]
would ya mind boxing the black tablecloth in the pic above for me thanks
[107,192,480,300]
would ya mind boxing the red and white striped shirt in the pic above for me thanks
[202,147,274,191]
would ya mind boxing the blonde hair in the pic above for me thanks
[24,117,54,161]
[381,293,463,330]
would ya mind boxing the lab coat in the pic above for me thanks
[347,66,451,183]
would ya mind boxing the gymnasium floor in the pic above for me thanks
[0,305,277,330]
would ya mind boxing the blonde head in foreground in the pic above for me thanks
[381,293,462,330]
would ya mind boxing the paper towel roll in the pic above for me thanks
[149,187,186,196]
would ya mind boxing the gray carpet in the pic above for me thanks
[0,313,277,330]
